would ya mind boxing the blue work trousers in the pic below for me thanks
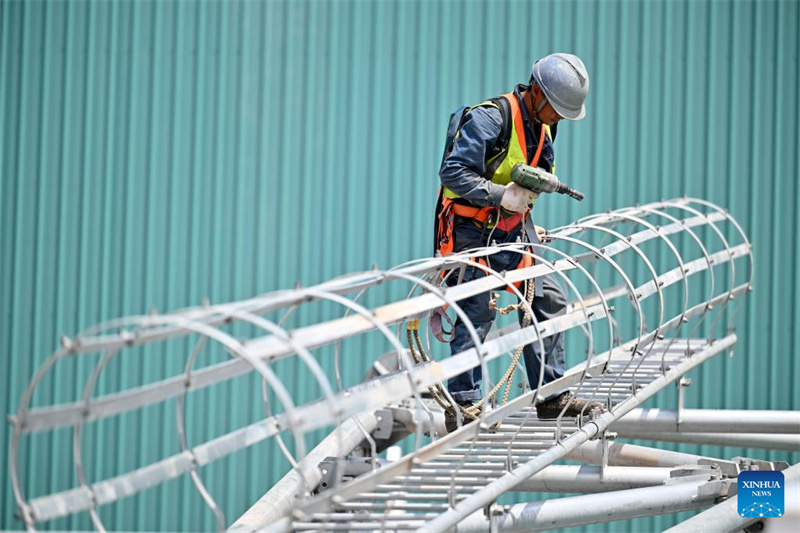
[446,218,567,403]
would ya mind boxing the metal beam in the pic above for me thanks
[386,408,800,454]
[434,479,729,532]
[566,440,714,468]
[614,430,800,452]
[228,412,378,532]
[421,335,737,532]
[613,408,800,434]
[513,465,673,493]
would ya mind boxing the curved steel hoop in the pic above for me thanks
[8,198,753,530]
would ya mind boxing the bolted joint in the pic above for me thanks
[485,502,508,533]
[119,328,135,346]
[60,334,74,351]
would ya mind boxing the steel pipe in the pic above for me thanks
[363,465,673,494]
[455,479,729,532]
[566,440,714,468]
[614,430,800,452]
[514,465,673,493]
[612,408,800,435]
[228,412,378,532]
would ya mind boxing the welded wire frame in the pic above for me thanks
[563,215,681,417]
[413,198,752,531]
[386,256,548,502]
[7,198,753,531]
[500,243,612,438]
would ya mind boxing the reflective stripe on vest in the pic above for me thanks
[442,93,552,209]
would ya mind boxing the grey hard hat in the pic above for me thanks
[531,53,589,120]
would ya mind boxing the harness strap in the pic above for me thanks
[531,122,546,170]
[436,92,549,262]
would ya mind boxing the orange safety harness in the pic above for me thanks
[435,92,545,291]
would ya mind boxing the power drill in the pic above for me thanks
[510,163,585,201]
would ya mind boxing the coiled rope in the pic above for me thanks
[406,277,535,427]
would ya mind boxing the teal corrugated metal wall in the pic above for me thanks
[1,0,798,530]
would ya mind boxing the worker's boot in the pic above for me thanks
[535,391,603,419]
[444,401,478,433]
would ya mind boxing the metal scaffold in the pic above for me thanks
[8,198,799,532]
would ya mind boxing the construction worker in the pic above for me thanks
[435,53,603,433]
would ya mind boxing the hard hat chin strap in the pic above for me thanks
[533,96,548,122]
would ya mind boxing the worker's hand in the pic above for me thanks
[534,225,549,240]
[500,183,539,213]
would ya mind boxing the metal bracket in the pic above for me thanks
[600,431,617,478]
[372,408,394,440]
[732,456,790,473]
[694,458,740,479]
[456,263,467,285]
[600,430,618,481]
[694,479,734,502]
[485,502,506,533]
[316,456,381,494]
[676,376,692,426]
[667,464,721,484]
